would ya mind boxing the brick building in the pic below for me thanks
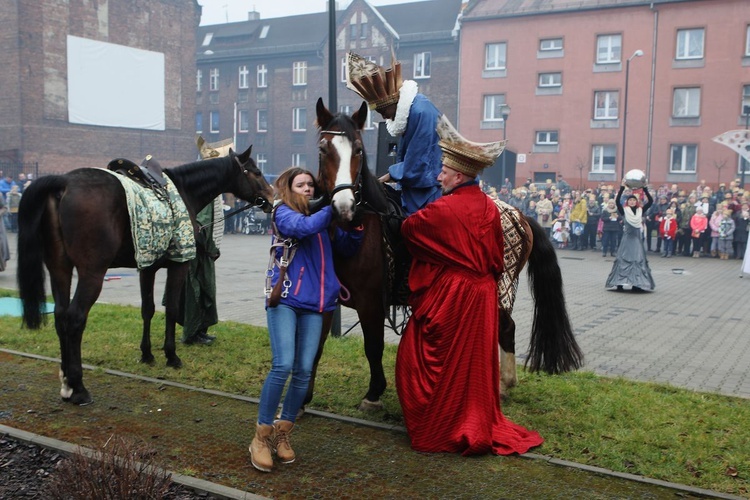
[0,0,201,176]
[460,0,750,190]
[195,0,462,177]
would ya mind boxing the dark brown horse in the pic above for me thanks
[16,147,274,405]
[308,98,583,411]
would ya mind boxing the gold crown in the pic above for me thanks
[436,116,506,177]
[345,51,403,112]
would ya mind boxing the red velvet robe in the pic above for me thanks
[396,183,543,456]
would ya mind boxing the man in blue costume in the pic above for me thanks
[345,52,442,216]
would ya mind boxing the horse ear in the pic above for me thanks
[236,145,252,163]
[352,101,368,130]
[316,97,334,130]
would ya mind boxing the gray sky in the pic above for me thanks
[198,0,427,25]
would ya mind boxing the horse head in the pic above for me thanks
[229,145,275,212]
[316,98,368,222]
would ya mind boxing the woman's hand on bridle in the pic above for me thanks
[378,173,392,183]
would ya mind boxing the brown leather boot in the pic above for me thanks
[274,420,296,464]
[249,423,275,472]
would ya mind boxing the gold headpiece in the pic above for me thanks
[345,51,403,112]
[196,136,234,160]
[436,116,506,178]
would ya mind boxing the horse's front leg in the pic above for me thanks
[162,264,188,368]
[138,270,157,365]
[358,304,387,411]
[499,308,518,397]
[302,310,334,410]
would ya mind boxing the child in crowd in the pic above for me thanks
[659,208,678,257]
[552,210,570,249]
[717,209,735,260]
[599,199,622,257]
[690,206,708,258]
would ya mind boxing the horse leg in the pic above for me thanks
[358,304,387,411]
[138,270,157,365]
[162,264,188,368]
[302,310,333,411]
[57,272,107,405]
[47,261,75,402]
[499,308,518,398]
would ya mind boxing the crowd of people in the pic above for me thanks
[483,176,749,263]
[0,171,34,272]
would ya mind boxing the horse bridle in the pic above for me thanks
[319,129,364,204]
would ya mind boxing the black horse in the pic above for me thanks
[309,98,583,411]
[16,147,274,405]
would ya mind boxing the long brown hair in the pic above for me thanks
[275,167,317,215]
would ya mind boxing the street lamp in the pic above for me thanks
[620,49,644,179]
[743,103,750,190]
[500,103,511,187]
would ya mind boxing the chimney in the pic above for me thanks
[248,10,260,21]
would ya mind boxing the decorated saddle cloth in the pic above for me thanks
[101,169,196,269]
[492,199,531,315]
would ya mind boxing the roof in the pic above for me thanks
[197,0,463,60]
[462,0,701,19]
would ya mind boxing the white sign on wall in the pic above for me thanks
[517,154,526,163]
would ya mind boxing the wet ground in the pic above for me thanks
[1,352,734,499]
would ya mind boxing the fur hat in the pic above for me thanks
[345,51,402,112]
[436,115,506,178]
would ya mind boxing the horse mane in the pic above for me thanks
[164,156,232,202]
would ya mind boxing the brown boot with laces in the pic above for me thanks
[274,420,296,463]
[249,423,275,472]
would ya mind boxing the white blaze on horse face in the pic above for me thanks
[331,135,357,221]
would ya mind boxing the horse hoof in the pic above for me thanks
[166,357,182,369]
[358,398,383,412]
[139,355,156,366]
[65,391,93,406]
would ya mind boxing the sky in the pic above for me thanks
[198,0,426,26]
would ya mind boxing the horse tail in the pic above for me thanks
[17,175,67,329]
[524,215,584,374]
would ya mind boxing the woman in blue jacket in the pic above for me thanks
[250,167,362,472]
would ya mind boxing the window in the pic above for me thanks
[414,52,431,79]
[591,145,616,173]
[195,112,202,134]
[746,26,750,56]
[742,85,750,115]
[292,107,306,131]
[238,65,249,89]
[594,91,619,120]
[360,22,368,39]
[210,111,219,133]
[350,24,358,39]
[485,43,507,70]
[739,155,750,176]
[540,38,563,51]
[293,61,307,86]
[201,33,213,47]
[257,64,268,88]
[676,28,704,60]
[483,94,506,121]
[256,153,267,173]
[673,88,701,118]
[596,34,621,64]
[670,144,697,173]
[257,109,268,132]
[538,72,562,88]
[536,131,559,145]
[196,69,202,92]
[259,25,270,39]
[209,68,219,91]
[341,57,347,82]
[292,153,307,167]
[238,110,249,132]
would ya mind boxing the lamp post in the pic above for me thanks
[743,103,750,190]
[620,49,644,180]
[501,104,511,187]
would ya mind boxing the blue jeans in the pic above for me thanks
[258,305,323,425]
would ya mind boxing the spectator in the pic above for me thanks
[659,208,678,257]
[678,195,697,256]
[535,190,554,240]
[6,185,21,233]
[600,199,622,257]
[708,208,724,258]
[690,206,708,258]
[569,196,588,250]
[556,174,571,195]
[717,209,736,260]
[732,203,749,259]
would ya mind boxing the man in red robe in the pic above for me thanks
[396,116,543,456]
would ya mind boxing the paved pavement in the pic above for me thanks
[2,231,749,399]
